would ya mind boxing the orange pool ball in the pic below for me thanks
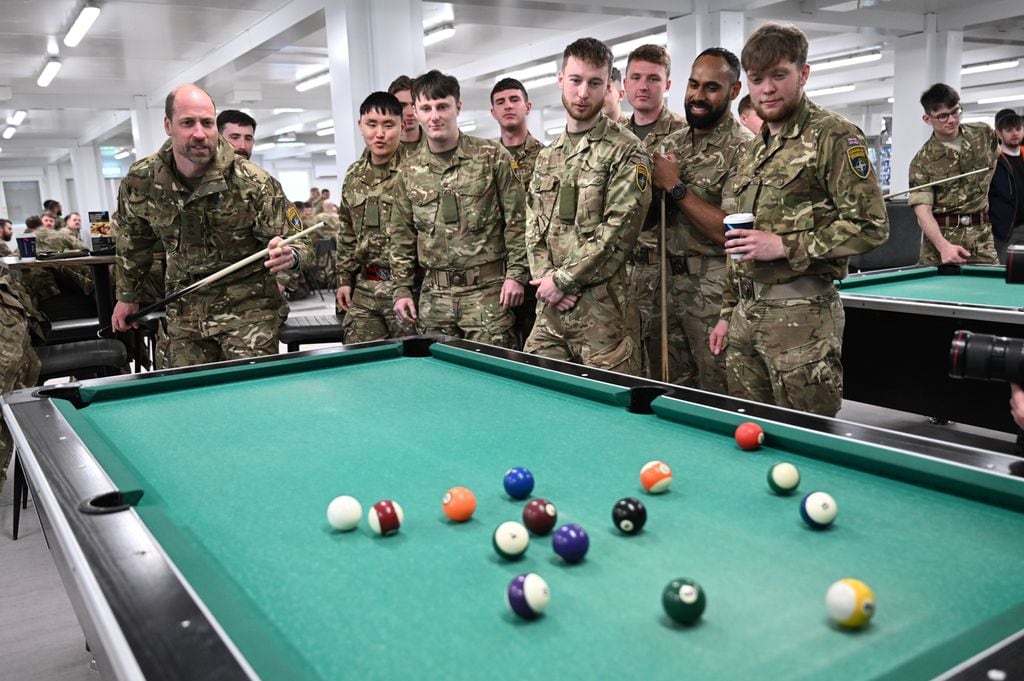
[442,486,477,522]
[640,460,673,494]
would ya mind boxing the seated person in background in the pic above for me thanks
[0,218,13,256]
[62,211,83,239]
[909,83,999,265]
[21,215,95,317]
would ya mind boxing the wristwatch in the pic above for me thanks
[669,183,688,201]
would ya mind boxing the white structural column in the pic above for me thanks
[43,164,62,205]
[70,145,106,242]
[666,8,745,114]
[891,19,963,192]
[324,0,426,171]
[130,95,169,158]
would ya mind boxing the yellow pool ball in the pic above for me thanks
[826,578,876,629]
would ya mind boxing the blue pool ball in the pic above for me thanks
[503,467,535,499]
[800,491,838,529]
[552,523,589,563]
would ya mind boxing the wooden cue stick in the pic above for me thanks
[107,221,325,333]
[659,192,670,383]
[882,167,989,200]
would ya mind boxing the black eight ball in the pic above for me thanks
[612,497,647,534]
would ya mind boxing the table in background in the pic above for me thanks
[3,338,1024,680]
[839,265,1024,433]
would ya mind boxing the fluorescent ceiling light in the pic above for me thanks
[37,58,62,87]
[276,141,306,147]
[325,149,336,156]
[810,51,881,72]
[316,127,334,137]
[806,84,856,97]
[961,59,1019,75]
[458,121,476,132]
[316,119,334,129]
[273,124,302,136]
[611,32,667,58]
[521,75,557,90]
[253,142,276,152]
[504,61,557,82]
[273,108,304,114]
[424,24,455,47]
[887,97,894,103]
[276,133,297,142]
[113,149,131,160]
[296,71,331,93]
[64,4,101,47]
[2,127,15,139]
[6,110,26,125]
[977,93,1024,105]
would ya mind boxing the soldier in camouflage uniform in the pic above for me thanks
[388,70,528,347]
[909,83,999,265]
[0,218,12,256]
[709,23,889,417]
[16,215,95,313]
[524,38,652,374]
[112,84,311,367]
[603,67,629,127]
[389,76,426,159]
[490,77,546,346]
[0,267,42,493]
[336,92,414,343]
[621,44,687,378]
[651,48,753,391]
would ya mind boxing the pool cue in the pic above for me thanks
[883,168,989,200]
[101,221,324,336]
[659,191,670,384]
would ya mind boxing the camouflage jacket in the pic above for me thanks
[115,137,311,303]
[527,115,652,295]
[908,123,999,214]
[504,133,545,188]
[34,227,94,294]
[627,106,687,251]
[0,240,13,257]
[721,96,888,315]
[660,114,754,257]
[337,148,403,285]
[1,265,49,344]
[387,133,529,299]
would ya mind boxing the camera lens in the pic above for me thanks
[949,330,1024,383]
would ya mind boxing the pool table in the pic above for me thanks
[4,338,1024,680]
[839,265,1024,433]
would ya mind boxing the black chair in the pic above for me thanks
[302,237,337,300]
[850,201,922,272]
[278,314,345,352]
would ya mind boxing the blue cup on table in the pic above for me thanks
[16,235,36,258]
[723,212,754,260]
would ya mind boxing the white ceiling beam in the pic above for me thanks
[5,93,135,110]
[77,110,132,147]
[451,0,689,17]
[745,2,923,33]
[449,15,667,83]
[939,0,1024,31]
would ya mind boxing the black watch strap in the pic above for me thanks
[670,183,688,201]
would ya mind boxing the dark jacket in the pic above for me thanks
[989,147,1023,239]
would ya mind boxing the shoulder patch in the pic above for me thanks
[636,165,650,192]
[847,137,862,147]
[287,204,303,231]
[510,159,522,184]
[847,145,870,180]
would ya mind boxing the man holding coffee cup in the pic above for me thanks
[708,23,888,417]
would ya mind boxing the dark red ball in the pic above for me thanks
[522,498,558,535]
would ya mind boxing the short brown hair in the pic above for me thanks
[562,37,613,76]
[738,94,754,114]
[412,70,460,103]
[388,75,414,95]
[741,23,808,75]
[627,44,671,78]
[25,215,42,230]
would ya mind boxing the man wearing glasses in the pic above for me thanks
[909,83,999,265]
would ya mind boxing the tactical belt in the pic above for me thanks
[668,255,726,276]
[362,265,391,281]
[737,275,833,302]
[428,260,505,288]
[933,211,990,228]
[627,247,659,266]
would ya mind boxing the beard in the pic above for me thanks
[685,97,730,129]
[180,140,213,164]
[562,92,603,122]
[753,95,800,124]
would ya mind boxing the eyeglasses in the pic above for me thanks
[929,106,962,123]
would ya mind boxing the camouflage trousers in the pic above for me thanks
[418,278,516,349]
[524,279,640,376]
[649,260,728,391]
[0,306,41,494]
[919,223,998,265]
[344,279,414,343]
[724,291,844,417]
[162,284,287,369]
[626,261,660,378]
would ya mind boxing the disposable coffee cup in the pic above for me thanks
[16,235,36,258]
[723,213,754,260]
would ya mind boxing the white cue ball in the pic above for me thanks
[326,495,362,531]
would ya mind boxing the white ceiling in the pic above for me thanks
[0,0,1021,171]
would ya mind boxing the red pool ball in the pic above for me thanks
[735,422,764,451]
[522,498,558,535]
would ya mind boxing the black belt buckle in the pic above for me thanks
[738,277,754,300]
[669,257,688,276]
[630,247,650,266]
[449,270,467,286]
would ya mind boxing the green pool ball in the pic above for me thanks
[767,462,800,495]
[662,578,706,625]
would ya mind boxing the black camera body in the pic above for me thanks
[949,330,1024,384]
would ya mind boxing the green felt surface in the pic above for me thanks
[55,348,1024,680]
[840,265,1023,309]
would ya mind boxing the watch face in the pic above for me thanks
[671,184,686,200]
